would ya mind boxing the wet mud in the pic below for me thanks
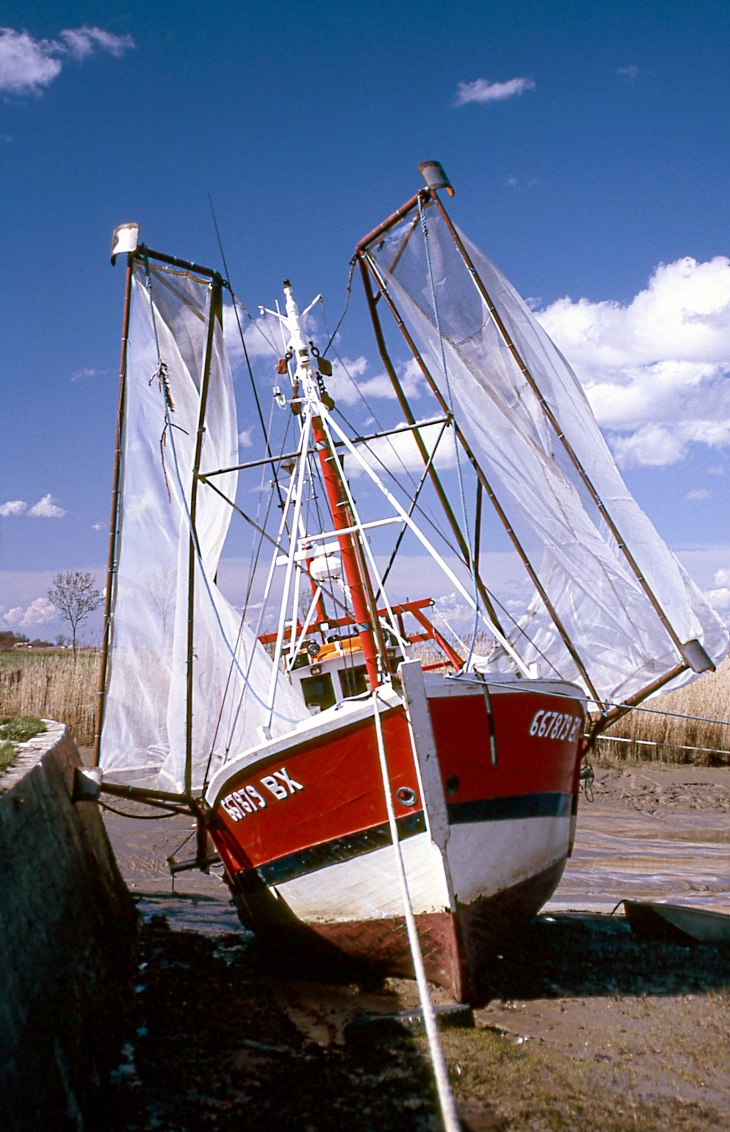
[101,763,730,1131]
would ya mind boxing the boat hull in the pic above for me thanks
[624,900,730,946]
[206,666,584,1001]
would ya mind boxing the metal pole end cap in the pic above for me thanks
[418,161,455,196]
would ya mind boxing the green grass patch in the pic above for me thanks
[0,741,17,771]
[0,715,47,743]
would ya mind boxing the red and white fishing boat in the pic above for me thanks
[96,163,728,1001]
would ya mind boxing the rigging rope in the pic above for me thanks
[418,196,481,673]
[207,193,285,508]
[100,801,179,820]
[321,258,356,358]
[371,691,460,1132]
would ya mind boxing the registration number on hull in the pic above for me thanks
[529,710,582,742]
[219,765,303,823]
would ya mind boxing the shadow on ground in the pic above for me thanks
[107,912,730,1131]
[110,917,445,1132]
[482,913,730,1002]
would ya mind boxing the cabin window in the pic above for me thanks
[300,672,336,712]
[339,664,369,699]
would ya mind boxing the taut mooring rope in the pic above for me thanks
[371,691,461,1132]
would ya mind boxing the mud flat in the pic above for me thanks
[103,764,730,1131]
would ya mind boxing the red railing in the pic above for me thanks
[258,597,463,672]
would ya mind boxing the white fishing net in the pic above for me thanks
[369,208,728,703]
[100,264,306,793]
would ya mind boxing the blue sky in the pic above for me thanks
[2,1,730,639]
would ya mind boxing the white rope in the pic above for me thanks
[371,691,460,1132]
[418,196,480,672]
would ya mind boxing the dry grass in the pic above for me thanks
[2,644,729,765]
[0,651,100,747]
[598,655,730,766]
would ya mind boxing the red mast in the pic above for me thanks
[281,282,385,690]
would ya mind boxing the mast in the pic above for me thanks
[280,283,385,690]
[353,164,725,718]
[98,233,227,809]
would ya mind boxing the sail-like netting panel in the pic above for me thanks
[369,208,728,702]
[101,265,306,792]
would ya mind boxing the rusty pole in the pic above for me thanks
[94,253,134,767]
[358,255,507,636]
[185,275,223,799]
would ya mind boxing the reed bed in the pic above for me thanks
[598,656,730,766]
[0,652,100,748]
[1,644,729,764]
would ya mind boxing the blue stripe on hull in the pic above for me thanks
[253,791,574,889]
[447,792,573,824]
[257,811,426,887]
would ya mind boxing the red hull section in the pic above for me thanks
[308,855,566,999]
[211,701,420,877]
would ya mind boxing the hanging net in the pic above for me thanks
[100,264,306,793]
[368,207,728,703]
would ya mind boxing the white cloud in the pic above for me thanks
[706,567,730,618]
[537,256,730,467]
[685,488,711,501]
[351,418,456,478]
[705,586,730,613]
[71,366,108,382]
[91,522,104,530]
[328,356,371,406]
[0,25,134,97]
[328,356,424,408]
[0,596,56,628]
[0,499,27,516]
[618,65,639,78]
[223,302,281,365]
[27,494,65,518]
[704,566,730,617]
[58,27,133,60]
[238,427,254,449]
[454,77,535,107]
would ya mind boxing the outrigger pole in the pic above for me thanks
[355,217,601,700]
[359,249,600,701]
[93,239,134,768]
[185,274,224,798]
[358,257,507,637]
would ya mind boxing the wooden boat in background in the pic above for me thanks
[624,900,730,946]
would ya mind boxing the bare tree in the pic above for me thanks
[148,567,176,639]
[48,571,103,658]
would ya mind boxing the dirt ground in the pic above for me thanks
[97,760,730,1131]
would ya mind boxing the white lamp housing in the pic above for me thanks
[110,222,140,265]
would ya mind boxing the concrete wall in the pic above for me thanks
[0,722,137,1130]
